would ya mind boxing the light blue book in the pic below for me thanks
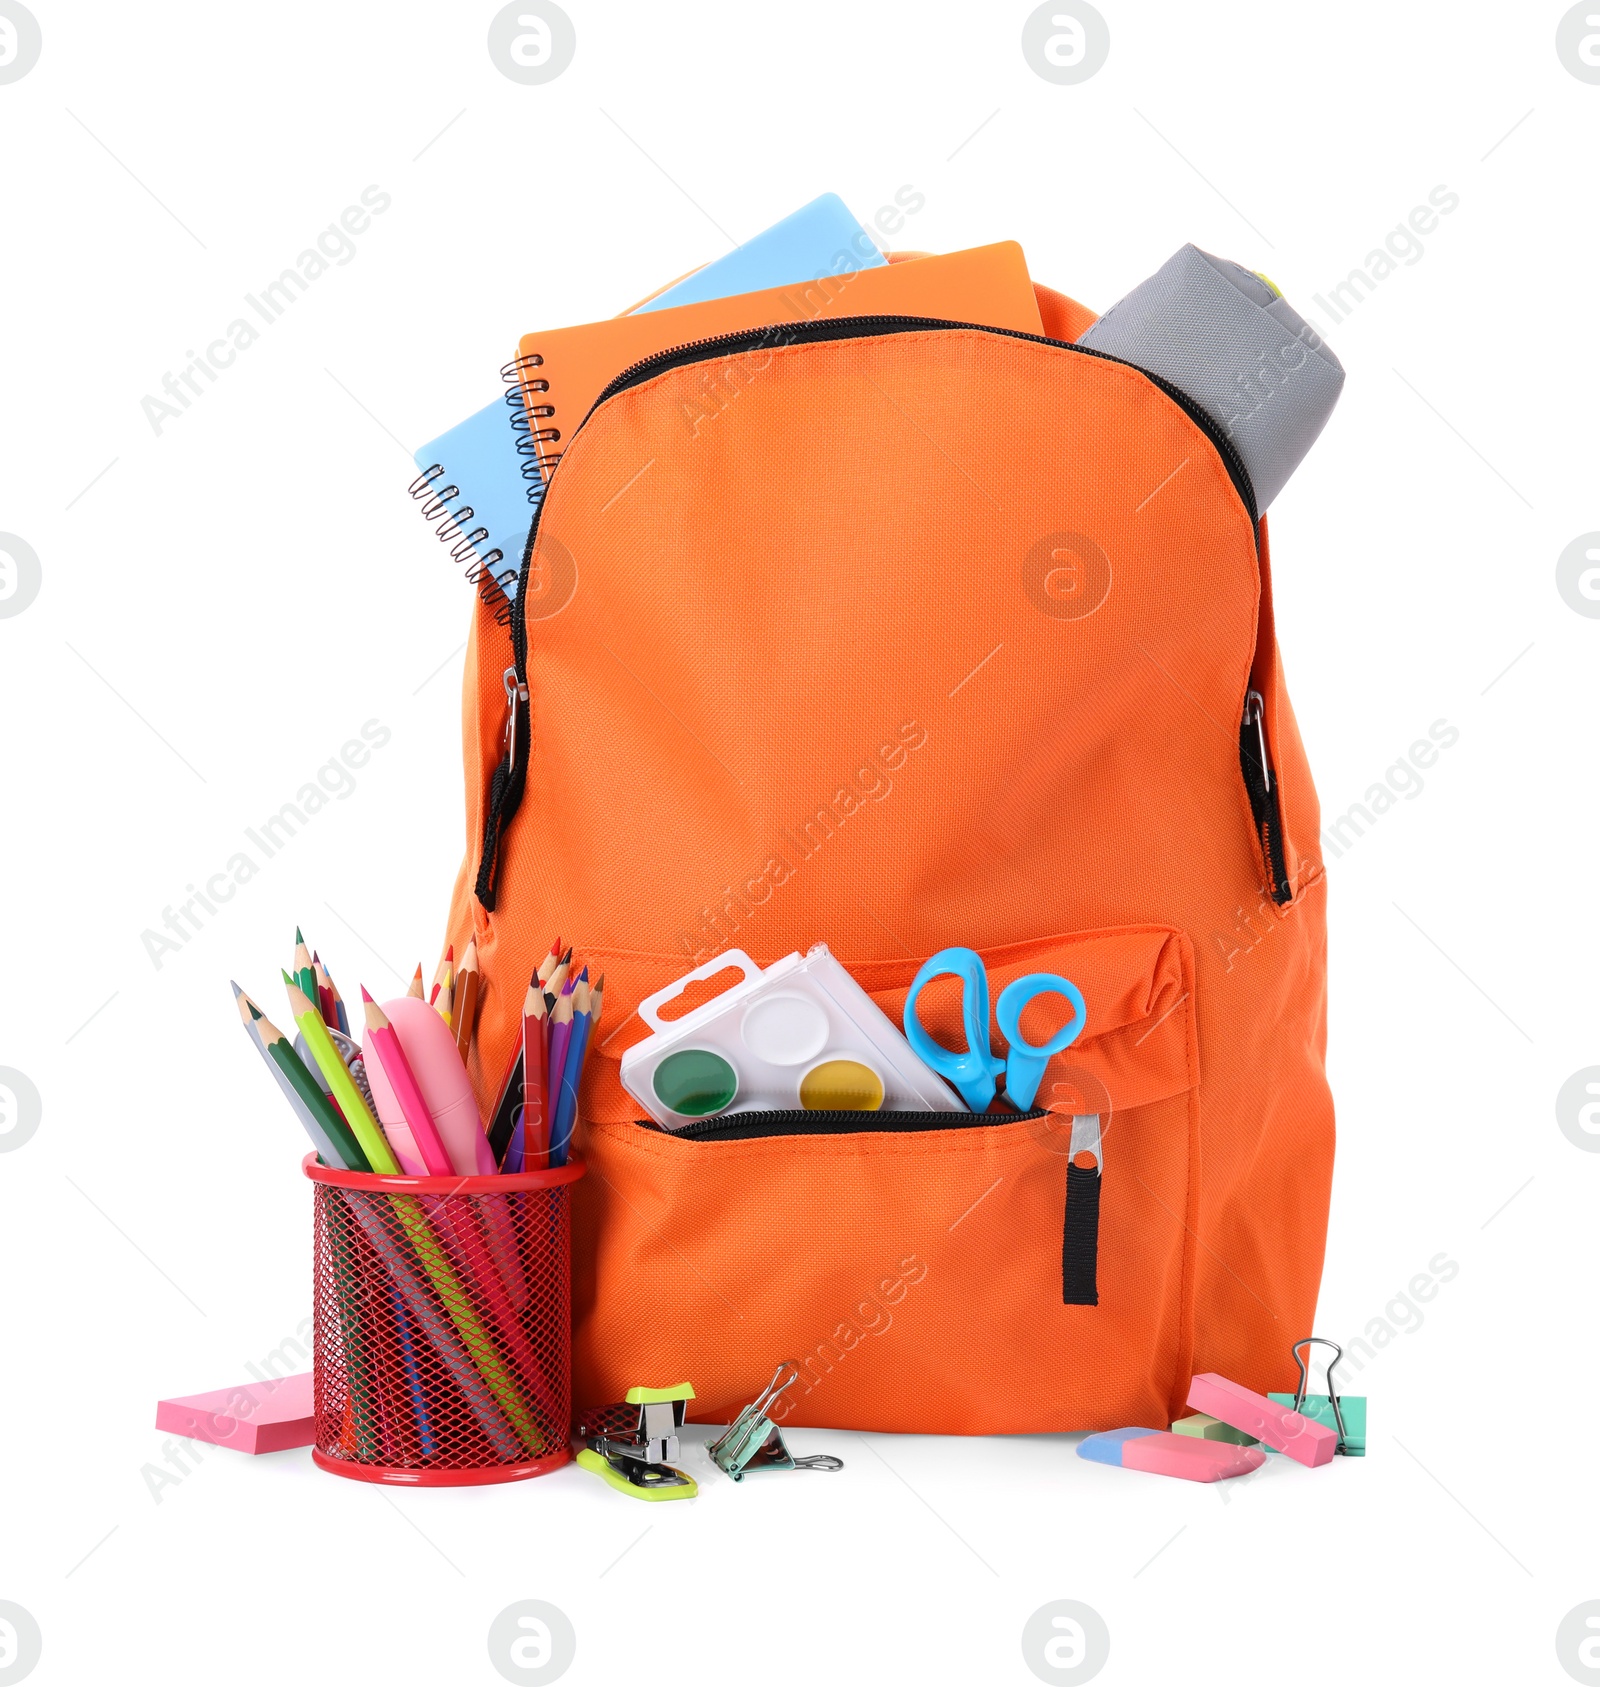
[411,398,530,604]
[632,192,884,313]
[412,194,884,589]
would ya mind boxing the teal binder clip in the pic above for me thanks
[707,1362,845,1482]
[1269,1337,1365,1456]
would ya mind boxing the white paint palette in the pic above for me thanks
[620,945,965,1130]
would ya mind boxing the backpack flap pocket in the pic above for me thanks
[572,925,1199,1436]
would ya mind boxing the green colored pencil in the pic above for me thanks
[285,974,398,1175]
[253,1000,370,1172]
[294,928,317,1005]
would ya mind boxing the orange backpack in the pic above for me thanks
[442,271,1332,1436]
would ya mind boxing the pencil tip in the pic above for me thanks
[295,926,304,943]
[446,945,454,963]
[281,968,294,985]
[359,985,374,1004]
[577,965,589,981]
[229,980,241,997]
[562,947,573,963]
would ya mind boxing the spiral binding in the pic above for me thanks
[405,463,518,628]
[501,351,561,506]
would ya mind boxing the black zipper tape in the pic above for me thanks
[477,314,1278,910]
[1241,691,1292,904]
[650,1106,1046,1142]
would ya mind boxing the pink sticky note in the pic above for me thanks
[155,1373,315,1454]
[1187,1372,1338,1468]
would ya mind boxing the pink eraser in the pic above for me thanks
[1079,1427,1265,1482]
[154,1372,315,1453]
[1187,1372,1338,1467]
[381,996,496,1176]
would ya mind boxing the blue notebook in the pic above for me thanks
[410,398,530,606]
[632,192,884,313]
[412,193,885,590]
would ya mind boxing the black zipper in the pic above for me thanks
[1242,689,1291,903]
[476,314,1281,910]
[646,1106,1048,1142]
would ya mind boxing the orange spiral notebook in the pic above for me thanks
[515,241,1044,482]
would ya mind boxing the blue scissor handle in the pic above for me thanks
[903,947,1006,1112]
[995,974,1086,1110]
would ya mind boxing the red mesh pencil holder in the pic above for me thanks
[303,1154,584,1486]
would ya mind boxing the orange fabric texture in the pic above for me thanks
[444,301,1334,1433]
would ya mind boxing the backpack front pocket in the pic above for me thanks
[571,924,1199,1436]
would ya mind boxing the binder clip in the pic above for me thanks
[576,1382,699,1500]
[1268,1337,1366,1457]
[706,1362,845,1482]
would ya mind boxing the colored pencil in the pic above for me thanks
[233,984,349,1169]
[507,974,550,1173]
[386,1280,436,1460]
[329,1189,527,1461]
[544,978,577,1158]
[436,978,454,1029]
[537,935,563,990]
[317,952,351,1035]
[313,958,338,1029]
[430,946,454,1018]
[360,989,455,1177]
[291,982,545,1453]
[571,970,604,1139]
[488,1032,525,1167]
[581,973,604,1090]
[356,990,544,1407]
[453,936,480,1063]
[284,975,398,1175]
[550,972,590,1167]
[245,992,369,1171]
[250,984,543,1459]
[294,928,317,1004]
[389,1193,545,1454]
[407,964,425,999]
[320,1164,389,1459]
[544,947,573,1014]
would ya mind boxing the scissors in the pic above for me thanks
[903,947,1086,1112]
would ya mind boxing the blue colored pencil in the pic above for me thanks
[550,971,591,1167]
[389,1281,436,1460]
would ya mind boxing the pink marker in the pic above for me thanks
[1078,1427,1265,1483]
[1186,1372,1338,1468]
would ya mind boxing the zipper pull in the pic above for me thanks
[503,665,529,772]
[476,667,531,913]
[1244,689,1271,793]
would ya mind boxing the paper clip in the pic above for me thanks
[707,1362,845,1482]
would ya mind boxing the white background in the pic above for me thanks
[2,2,1596,1683]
